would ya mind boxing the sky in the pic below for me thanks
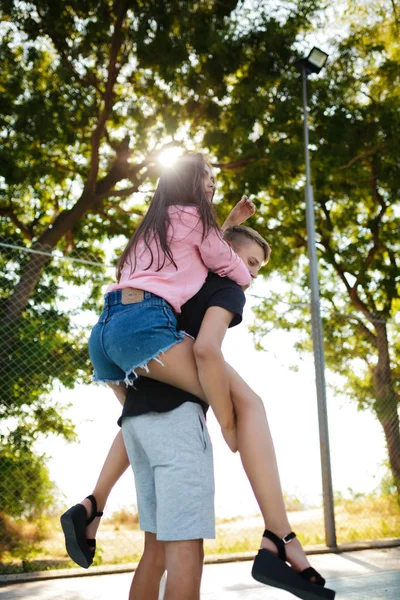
[39,276,388,519]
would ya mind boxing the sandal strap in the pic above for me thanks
[86,538,96,548]
[85,495,104,526]
[300,566,326,587]
[262,530,297,562]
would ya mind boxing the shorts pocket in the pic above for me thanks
[197,413,207,452]
[142,412,177,465]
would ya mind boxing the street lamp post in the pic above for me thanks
[296,47,337,548]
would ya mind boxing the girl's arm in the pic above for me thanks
[221,196,256,232]
[198,230,251,287]
[175,206,252,286]
[193,306,237,452]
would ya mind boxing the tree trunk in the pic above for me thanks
[2,191,97,324]
[0,190,97,373]
[2,143,135,325]
[373,322,400,497]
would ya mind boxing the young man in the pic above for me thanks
[120,225,270,600]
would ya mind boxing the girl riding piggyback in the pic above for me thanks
[88,153,251,448]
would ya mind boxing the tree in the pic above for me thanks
[238,3,400,495]
[0,0,319,525]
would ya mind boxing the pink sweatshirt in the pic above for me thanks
[107,205,251,313]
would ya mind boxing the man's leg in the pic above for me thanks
[124,404,214,599]
[164,539,204,600]
[153,404,212,600]
[129,532,165,600]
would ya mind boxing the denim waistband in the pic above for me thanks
[104,289,153,306]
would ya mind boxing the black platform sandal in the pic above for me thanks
[60,494,103,569]
[252,530,335,600]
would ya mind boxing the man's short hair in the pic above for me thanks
[223,225,271,264]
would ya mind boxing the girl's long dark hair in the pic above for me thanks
[117,153,220,281]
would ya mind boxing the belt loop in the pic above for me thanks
[145,291,151,299]
[98,305,109,323]
[104,290,122,306]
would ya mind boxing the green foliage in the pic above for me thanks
[0,0,322,536]
[1,0,399,547]
[91,545,104,567]
[376,461,399,500]
[0,442,54,519]
[244,3,400,491]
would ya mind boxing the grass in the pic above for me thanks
[1,494,398,574]
[334,494,400,543]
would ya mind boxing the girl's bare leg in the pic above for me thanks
[136,337,206,400]
[136,336,236,449]
[77,337,312,575]
[80,429,130,540]
[137,340,313,573]
[226,363,314,575]
[80,384,128,540]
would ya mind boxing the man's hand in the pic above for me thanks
[222,196,256,231]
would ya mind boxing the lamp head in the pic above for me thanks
[295,46,329,74]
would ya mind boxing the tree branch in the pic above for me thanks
[0,206,33,241]
[104,127,119,152]
[319,236,352,294]
[96,205,144,219]
[339,147,379,170]
[3,148,153,322]
[99,164,159,200]
[319,199,334,231]
[214,157,260,170]
[86,0,130,193]
[349,286,379,326]
[391,0,399,32]
[100,184,141,200]
[331,310,377,346]
[318,233,380,326]
[353,158,387,289]
[34,3,102,94]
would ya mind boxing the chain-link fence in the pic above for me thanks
[1,238,399,573]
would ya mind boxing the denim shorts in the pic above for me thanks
[88,290,186,385]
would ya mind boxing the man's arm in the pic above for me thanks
[193,306,237,452]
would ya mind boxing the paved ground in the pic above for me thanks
[0,547,399,600]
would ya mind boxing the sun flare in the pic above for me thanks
[158,146,183,167]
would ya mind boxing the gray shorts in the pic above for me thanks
[122,402,215,541]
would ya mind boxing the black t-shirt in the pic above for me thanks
[118,272,246,425]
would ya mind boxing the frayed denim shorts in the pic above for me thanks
[88,290,186,386]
